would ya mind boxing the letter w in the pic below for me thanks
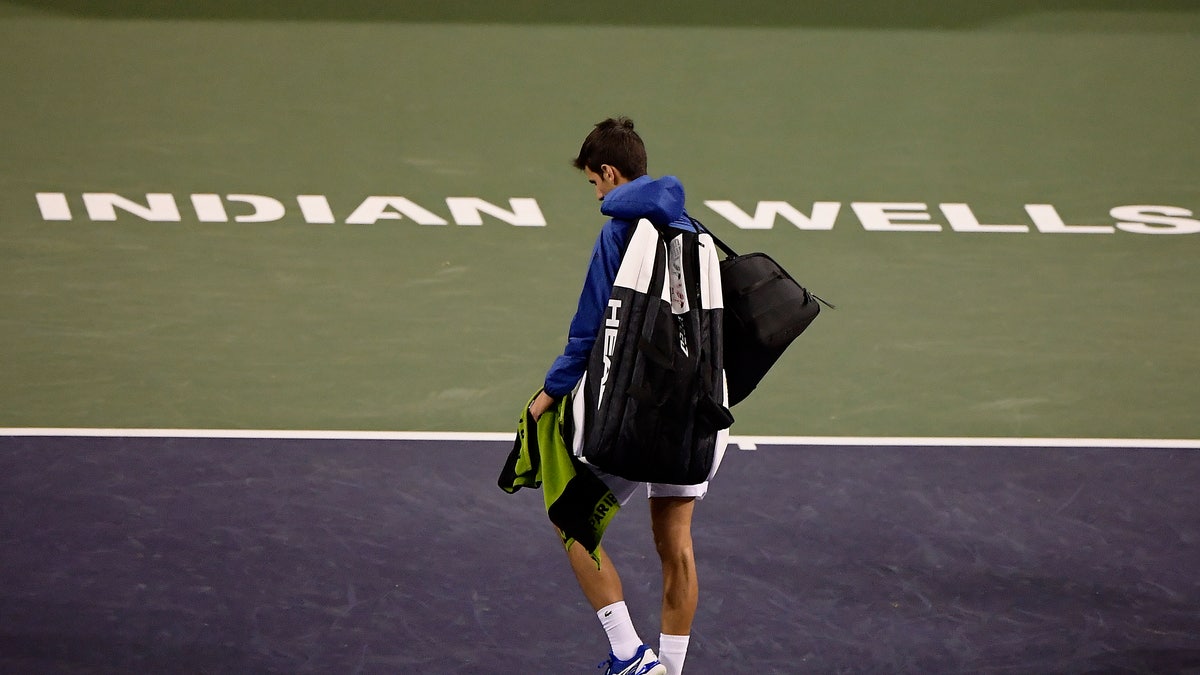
[702,200,840,230]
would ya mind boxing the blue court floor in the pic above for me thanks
[2,436,1198,673]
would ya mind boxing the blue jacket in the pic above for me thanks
[543,175,697,398]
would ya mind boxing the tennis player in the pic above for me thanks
[528,117,717,675]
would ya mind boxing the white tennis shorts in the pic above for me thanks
[585,427,729,506]
[586,466,708,505]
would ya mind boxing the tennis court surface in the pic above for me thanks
[3,1,1199,673]
[1,434,1197,673]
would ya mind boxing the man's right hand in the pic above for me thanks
[528,390,557,421]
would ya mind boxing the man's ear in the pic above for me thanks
[601,164,624,184]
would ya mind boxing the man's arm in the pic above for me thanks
[537,219,633,411]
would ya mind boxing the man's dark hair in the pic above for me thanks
[572,116,648,179]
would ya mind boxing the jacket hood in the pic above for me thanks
[600,175,685,226]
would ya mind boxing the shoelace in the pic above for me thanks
[597,653,626,674]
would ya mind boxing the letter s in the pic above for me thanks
[1112,205,1200,235]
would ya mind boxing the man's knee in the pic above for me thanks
[652,523,695,565]
[656,539,695,572]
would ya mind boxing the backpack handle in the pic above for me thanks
[687,215,739,259]
[689,215,836,310]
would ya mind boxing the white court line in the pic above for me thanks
[0,428,512,442]
[728,436,1200,450]
[0,428,1197,449]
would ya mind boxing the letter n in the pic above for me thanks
[445,197,545,226]
[82,193,181,222]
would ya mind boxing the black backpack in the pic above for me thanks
[691,217,834,406]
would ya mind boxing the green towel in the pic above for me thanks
[498,391,620,567]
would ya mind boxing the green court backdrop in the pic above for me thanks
[2,2,1198,438]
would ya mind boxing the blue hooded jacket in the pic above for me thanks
[543,175,697,398]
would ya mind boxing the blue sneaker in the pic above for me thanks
[599,644,667,675]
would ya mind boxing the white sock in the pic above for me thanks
[597,601,643,661]
[659,633,690,675]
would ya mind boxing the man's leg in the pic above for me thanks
[649,497,698,632]
[565,539,651,665]
[565,469,639,611]
[566,540,623,611]
[650,496,697,675]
